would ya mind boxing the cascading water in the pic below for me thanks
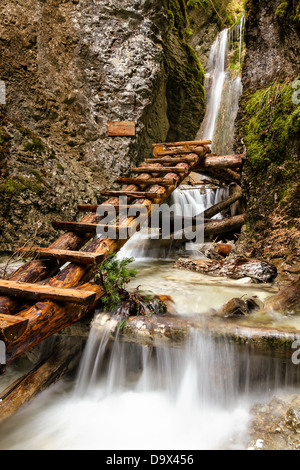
[198,17,244,155]
[121,19,244,261]
[1,311,299,450]
[198,29,229,145]
[119,186,229,259]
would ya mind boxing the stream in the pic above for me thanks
[0,259,299,450]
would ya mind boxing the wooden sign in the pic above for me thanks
[107,121,136,137]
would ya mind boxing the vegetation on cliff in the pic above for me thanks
[185,0,244,27]
[164,0,206,141]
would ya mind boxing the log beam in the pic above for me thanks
[0,280,98,306]
[132,166,188,175]
[0,314,29,343]
[196,154,243,170]
[18,247,104,265]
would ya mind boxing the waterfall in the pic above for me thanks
[198,16,244,155]
[119,186,229,259]
[120,18,245,260]
[198,29,229,144]
[3,317,297,450]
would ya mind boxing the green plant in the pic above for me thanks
[94,254,138,312]
[275,2,289,19]
[94,254,168,318]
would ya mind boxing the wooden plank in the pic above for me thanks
[156,148,206,157]
[107,121,135,137]
[0,314,29,343]
[77,204,100,213]
[152,140,211,147]
[132,166,188,174]
[196,155,243,170]
[117,177,176,187]
[100,190,165,200]
[145,156,198,164]
[52,221,100,234]
[78,204,150,213]
[18,248,104,265]
[53,220,143,235]
[0,281,97,306]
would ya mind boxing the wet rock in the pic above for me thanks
[0,0,205,250]
[248,395,300,450]
[216,296,263,319]
[174,257,278,283]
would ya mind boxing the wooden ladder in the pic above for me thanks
[0,140,211,368]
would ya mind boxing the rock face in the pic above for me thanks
[0,0,205,250]
[248,394,300,450]
[242,1,300,92]
[235,0,300,283]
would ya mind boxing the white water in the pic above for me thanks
[0,313,297,450]
[119,186,229,259]
[198,17,244,155]
[0,258,298,450]
[198,29,228,145]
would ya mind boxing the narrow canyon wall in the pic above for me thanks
[0,0,205,250]
[235,0,300,282]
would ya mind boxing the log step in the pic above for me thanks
[155,148,205,157]
[53,221,100,234]
[0,314,29,343]
[77,204,150,213]
[77,204,100,213]
[117,177,176,187]
[0,280,97,306]
[152,140,211,148]
[132,166,188,175]
[18,247,104,265]
[53,220,143,235]
[144,156,198,164]
[100,190,165,200]
[196,155,243,170]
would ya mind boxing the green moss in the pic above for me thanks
[242,78,300,172]
[24,137,45,155]
[30,170,43,183]
[185,27,194,37]
[187,0,244,26]
[275,2,289,19]
[0,175,43,196]
[18,126,32,138]
[0,177,24,195]
[168,0,188,36]
[274,0,300,22]
[56,163,65,171]
[240,77,300,213]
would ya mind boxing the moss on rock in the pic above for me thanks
[241,78,300,174]
[163,0,206,141]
